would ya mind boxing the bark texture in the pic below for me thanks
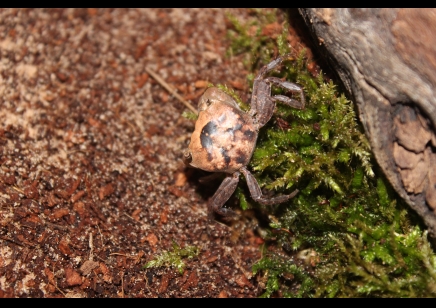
[299,8,436,235]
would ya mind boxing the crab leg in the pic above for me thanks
[240,167,298,205]
[249,56,286,122]
[264,77,305,109]
[198,172,223,184]
[208,172,240,218]
[250,57,305,129]
[256,55,286,78]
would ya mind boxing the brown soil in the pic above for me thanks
[0,8,314,297]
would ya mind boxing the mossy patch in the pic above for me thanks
[144,241,199,275]
[225,8,436,298]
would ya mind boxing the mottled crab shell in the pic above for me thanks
[187,87,258,174]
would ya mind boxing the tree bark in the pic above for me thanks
[299,8,436,235]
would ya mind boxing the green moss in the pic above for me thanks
[226,9,436,297]
[143,241,199,275]
[216,83,250,111]
[182,110,198,121]
[253,253,315,298]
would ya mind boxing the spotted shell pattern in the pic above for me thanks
[187,88,258,174]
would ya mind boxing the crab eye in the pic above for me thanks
[183,150,192,165]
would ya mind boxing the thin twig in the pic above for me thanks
[109,252,137,259]
[89,233,94,261]
[95,254,106,262]
[55,281,66,297]
[44,220,69,231]
[11,186,24,194]
[52,265,66,297]
[0,235,25,247]
[145,67,198,114]
[96,224,104,247]
[123,212,137,221]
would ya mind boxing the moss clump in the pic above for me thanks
[144,241,199,275]
[226,9,436,297]
[182,110,198,121]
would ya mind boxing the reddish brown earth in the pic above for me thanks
[0,8,314,297]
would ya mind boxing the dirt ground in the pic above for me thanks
[0,8,314,297]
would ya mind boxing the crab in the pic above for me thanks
[184,55,305,218]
